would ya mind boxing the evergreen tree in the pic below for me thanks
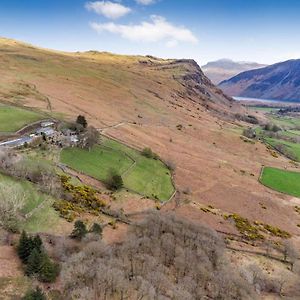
[70,220,87,240]
[107,174,123,191]
[39,257,60,283]
[90,223,103,237]
[26,248,43,276]
[32,235,43,253]
[76,115,87,128]
[22,287,46,300]
[17,231,34,264]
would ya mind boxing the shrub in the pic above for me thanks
[236,114,259,124]
[22,287,46,300]
[70,220,88,240]
[141,147,158,159]
[165,160,176,171]
[108,219,117,229]
[106,173,124,191]
[226,214,264,240]
[263,224,291,238]
[90,223,103,237]
[243,128,256,139]
[264,123,281,132]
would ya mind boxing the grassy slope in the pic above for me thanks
[249,106,279,113]
[261,167,300,197]
[265,137,300,161]
[60,145,134,180]
[283,130,300,137]
[0,174,61,233]
[60,138,174,201]
[104,139,174,201]
[0,105,43,132]
[0,37,239,125]
[269,115,300,128]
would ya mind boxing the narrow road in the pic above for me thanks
[97,121,128,133]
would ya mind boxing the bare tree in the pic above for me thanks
[61,212,256,299]
[79,126,100,151]
[282,240,298,271]
[0,182,25,231]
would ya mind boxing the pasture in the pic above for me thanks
[0,174,62,233]
[260,167,300,198]
[60,138,175,201]
[0,105,43,132]
[265,137,300,161]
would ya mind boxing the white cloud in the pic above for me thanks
[135,0,156,5]
[86,1,131,19]
[166,40,178,48]
[90,15,198,46]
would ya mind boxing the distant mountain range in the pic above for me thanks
[202,59,267,84]
[219,59,300,101]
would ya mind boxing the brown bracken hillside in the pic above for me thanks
[0,37,299,241]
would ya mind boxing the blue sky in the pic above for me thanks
[1,0,300,65]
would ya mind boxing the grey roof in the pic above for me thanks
[36,127,55,136]
[0,136,33,148]
[41,121,55,127]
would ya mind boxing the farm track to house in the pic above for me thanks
[0,114,176,202]
[1,116,177,223]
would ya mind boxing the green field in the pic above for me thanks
[249,106,279,113]
[269,115,300,129]
[265,137,300,161]
[0,174,61,233]
[60,145,134,180]
[60,138,175,201]
[260,167,300,197]
[0,105,43,132]
[285,130,300,137]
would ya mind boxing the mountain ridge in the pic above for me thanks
[0,37,242,122]
[202,58,267,85]
[219,59,300,101]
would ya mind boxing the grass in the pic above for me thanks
[0,104,44,132]
[60,138,175,201]
[285,130,300,137]
[0,174,44,214]
[248,106,279,113]
[0,174,62,233]
[260,167,300,197]
[23,198,62,233]
[269,115,300,129]
[265,137,300,161]
[60,144,134,180]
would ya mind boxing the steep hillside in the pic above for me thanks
[219,59,300,101]
[202,59,266,84]
[0,37,299,249]
[0,37,240,124]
